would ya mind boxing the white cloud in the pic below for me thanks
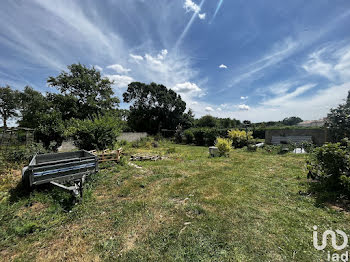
[219,64,227,69]
[238,104,250,111]
[0,0,203,116]
[262,84,315,107]
[145,49,169,67]
[205,106,214,112]
[240,96,248,100]
[198,13,206,20]
[268,81,295,95]
[303,44,350,81]
[94,65,103,72]
[217,107,222,111]
[145,54,163,66]
[105,74,134,89]
[106,64,131,74]
[226,38,299,89]
[195,82,350,122]
[130,54,144,62]
[183,0,205,20]
[157,49,168,60]
[184,0,201,13]
[173,82,202,94]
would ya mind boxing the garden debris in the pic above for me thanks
[130,153,165,161]
[256,142,264,147]
[89,148,123,162]
[128,162,142,169]
[293,148,306,154]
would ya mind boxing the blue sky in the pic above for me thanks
[1,0,350,122]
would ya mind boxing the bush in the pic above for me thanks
[66,113,122,150]
[215,138,232,156]
[247,144,257,152]
[204,128,219,146]
[184,129,194,144]
[131,137,155,148]
[307,139,350,193]
[174,128,183,144]
[185,128,220,146]
[35,111,65,151]
[192,128,206,146]
[252,128,265,139]
[301,141,314,153]
[262,144,280,154]
[1,143,47,163]
[227,129,253,148]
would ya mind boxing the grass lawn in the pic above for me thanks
[1,143,350,261]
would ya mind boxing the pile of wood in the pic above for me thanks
[130,153,164,161]
[89,148,123,163]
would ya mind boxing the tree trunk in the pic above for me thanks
[3,115,7,129]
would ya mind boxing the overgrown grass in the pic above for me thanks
[1,143,349,261]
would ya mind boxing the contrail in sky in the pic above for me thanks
[210,0,224,23]
[175,0,206,49]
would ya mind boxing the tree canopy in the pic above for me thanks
[14,64,123,150]
[327,91,350,141]
[282,116,303,126]
[47,63,119,118]
[196,115,217,128]
[123,82,187,134]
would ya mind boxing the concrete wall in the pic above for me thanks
[118,132,148,142]
[265,128,329,146]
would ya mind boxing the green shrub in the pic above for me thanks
[307,139,350,193]
[215,138,232,156]
[66,113,122,150]
[301,141,314,153]
[131,137,157,148]
[1,143,47,163]
[35,111,65,151]
[252,128,265,139]
[227,129,253,148]
[119,155,127,166]
[247,144,257,152]
[184,129,194,144]
[262,144,280,154]
[192,128,206,146]
[185,128,220,146]
[204,128,219,146]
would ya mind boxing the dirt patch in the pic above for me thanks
[326,201,350,214]
[16,202,48,217]
[119,210,168,254]
[34,222,104,262]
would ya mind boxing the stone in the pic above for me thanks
[209,146,220,157]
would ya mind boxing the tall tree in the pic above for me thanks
[47,63,119,118]
[123,82,186,134]
[182,109,195,130]
[0,85,19,128]
[18,86,49,128]
[282,116,303,126]
[18,86,65,150]
[196,115,217,128]
[327,91,350,141]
